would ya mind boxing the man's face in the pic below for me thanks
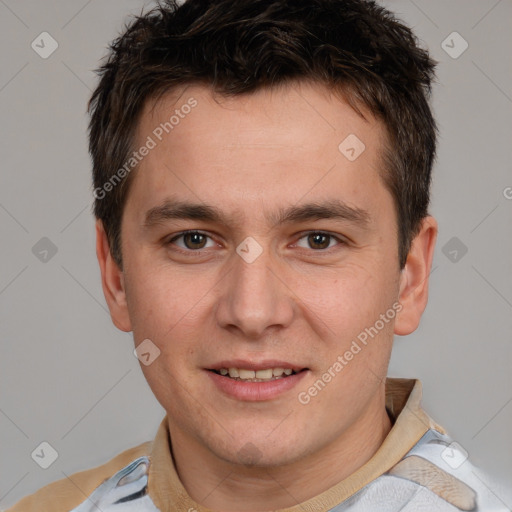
[116,82,404,466]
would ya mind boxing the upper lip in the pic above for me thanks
[207,360,307,372]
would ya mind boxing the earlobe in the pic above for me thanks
[394,216,438,336]
[95,219,132,332]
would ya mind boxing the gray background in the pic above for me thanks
[1,0,511,508]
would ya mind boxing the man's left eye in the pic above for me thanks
[295,232,345,250]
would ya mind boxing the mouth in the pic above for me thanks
[208,367,306,382]
[205,362,309,401]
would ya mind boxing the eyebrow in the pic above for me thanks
[143,197,371,230]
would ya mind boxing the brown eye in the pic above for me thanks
[169,231,213,251]
[307,233,331,250]
[295,231,345,251]
[183,232,208,249]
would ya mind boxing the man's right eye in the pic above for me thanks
[167,230,216,251]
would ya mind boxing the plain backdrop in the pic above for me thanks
[1,0,511,508]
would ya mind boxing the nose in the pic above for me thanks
[215,243,295,340]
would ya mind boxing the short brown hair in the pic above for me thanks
[88,0,437,269]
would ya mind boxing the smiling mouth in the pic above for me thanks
[208,367,308,382]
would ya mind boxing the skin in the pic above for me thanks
[96,81,437,511]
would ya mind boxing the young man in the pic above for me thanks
[8,0,507,510]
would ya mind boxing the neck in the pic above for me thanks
[170,389,392,512]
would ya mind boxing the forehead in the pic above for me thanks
[128,81,391,223]
[139,81,383,151]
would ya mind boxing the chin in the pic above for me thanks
[214,433,310,468]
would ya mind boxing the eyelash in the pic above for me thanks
[166,230,347,254]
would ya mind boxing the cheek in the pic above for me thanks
[127,272,205,411]
[292,261,398,387]
[123,263,214,405]
[124,261,203,339]
[295,261,395,332]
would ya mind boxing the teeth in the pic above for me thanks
[239,369,256,379]
[255,369,273,379]
[217,367,298,381]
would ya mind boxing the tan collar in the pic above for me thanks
[147,378,444,512]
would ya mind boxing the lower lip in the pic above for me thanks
[206,370,308,401]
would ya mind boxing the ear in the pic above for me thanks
[394,216,438,336]
[96,219,132,332]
